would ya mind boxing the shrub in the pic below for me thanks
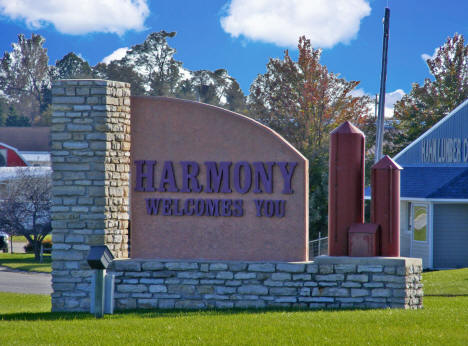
[24,239,52,254]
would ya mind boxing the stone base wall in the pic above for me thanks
[110,256,423,310]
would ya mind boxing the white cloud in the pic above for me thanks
[421,46,441,63]
[220,0,371,48]
[0,0,149,35]
[350,88,366,98]
[383,89,405,118]
[352,88,405,118]
[385,89,405,108]
[421,53,432,62]
[421,47,440,71]
[102,47,129,64]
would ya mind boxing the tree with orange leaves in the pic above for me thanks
[392,34,468,156]
[249,36,370,155]
[248,36,370,238]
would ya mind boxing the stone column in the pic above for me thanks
[50,80,130,312]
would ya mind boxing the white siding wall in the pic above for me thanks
[411,241,430,268]
[400,201,411,257]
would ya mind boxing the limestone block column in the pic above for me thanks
[50,80,130,312]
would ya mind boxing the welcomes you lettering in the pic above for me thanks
[134,160,297,218]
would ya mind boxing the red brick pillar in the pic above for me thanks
[328,122,365,256]
[371,155,402,257]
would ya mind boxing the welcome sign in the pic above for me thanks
[135,160,297,218]
[131,97,308,261]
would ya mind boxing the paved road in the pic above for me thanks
[11,241,27,253]
[0,266,52,294]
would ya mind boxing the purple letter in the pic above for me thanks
[180,161,202,193]
[265,200,274,217]
[173,199,184,216]
[135,160,156,192]
[254,199,263,216]
[158,161,179,192]
[145,198,160,215]
[221,199,232,217]
[233,200,244,217]
[275,200,286,218]
[195,199,205,216]
[233,161,252,194]
[253,162,274,193]
[278,162,297,194]
[204,162,232,193]
[206,199,220,216]
[184,199,195,216]
[162,199,172,216]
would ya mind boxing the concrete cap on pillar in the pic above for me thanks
[330,121,365,135]
[372,155,403,170]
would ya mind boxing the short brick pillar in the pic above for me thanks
[50,80,130,311]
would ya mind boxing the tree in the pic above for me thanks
[392,33,468,155]
[93,61,146,96]
[5,105,30,126]
[175,78,197,101]
[0,98,7,126]
[0,168,51,260]
[113,31,182,96]
[174,68,247,111]
[190,70,220,105]
[92,31,245,111]
[54,52,93,79]
[224,78,247,114]
[0,34,51,124]
[248,36,371,237]
[250,37,369,152]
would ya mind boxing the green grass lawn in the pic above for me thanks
[0,269,467,345]
[11,235,52,242]
[424,268,468,296]
[0,253,51,273]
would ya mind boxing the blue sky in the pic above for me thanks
[0,0,467,114]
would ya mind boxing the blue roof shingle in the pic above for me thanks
[365,167,468,199]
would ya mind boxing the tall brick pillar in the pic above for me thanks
[50,80,130,312]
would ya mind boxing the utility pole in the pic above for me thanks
[375,7,390,163]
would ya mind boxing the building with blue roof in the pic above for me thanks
[392,98,468,269]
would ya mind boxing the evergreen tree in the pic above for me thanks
[0,31,246,121]
[93,62,146,96]
[120,31,182,96]
[0,98,6,126]
[225,79,247,114]
[5,105,31,126]
[392,34,468,156]
[0,34,50,124]
[191,70,220,105]
[174,79,197,101]
[55,52,93,79]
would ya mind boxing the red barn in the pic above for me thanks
[0,142,28,167]
[0,127,50,167]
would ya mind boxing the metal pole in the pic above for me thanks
[318,232,321,256]
[94,269,105,318]
[375,7,390,163]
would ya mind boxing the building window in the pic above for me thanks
[413,205,427,241]
[407,202,412,232]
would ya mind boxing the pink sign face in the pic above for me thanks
[130,97,308,261]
